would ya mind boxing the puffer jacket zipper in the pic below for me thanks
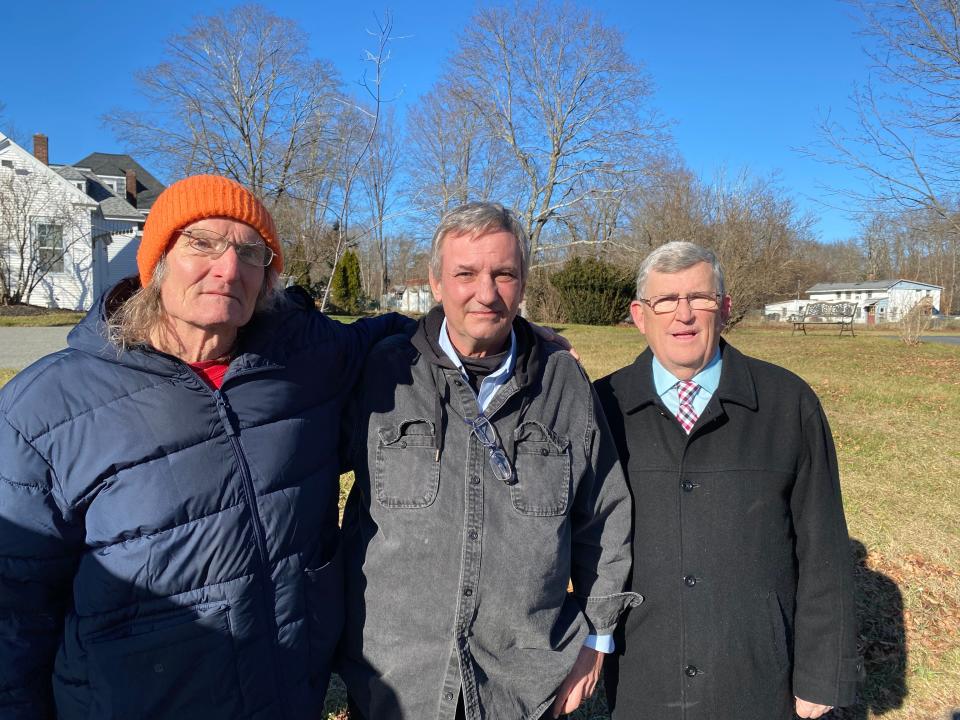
[212,385,287,715]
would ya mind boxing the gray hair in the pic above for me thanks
[430,201,530,280]
[635,241,725,299]
[107,256,281,352]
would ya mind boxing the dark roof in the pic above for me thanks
[55,166,145,220]
[806,280,897,293]
[72,152,165,210]
[806,279,942,293]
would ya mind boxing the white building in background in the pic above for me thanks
[0,131,163,310]
[383,281,434,314]
[765,279,942,324]
[762,298,806,322]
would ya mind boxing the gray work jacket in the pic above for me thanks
[338,312,640,720]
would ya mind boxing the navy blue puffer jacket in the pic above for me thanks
[0,282,409,720]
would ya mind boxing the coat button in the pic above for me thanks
[684,575,697,587]
[444,691,454,701]
[471,475,481,484]
[399,440,407,449]
[540,447,550,456]
[681,481,695,492]
[469,530,479,540]
[454,379,463,387]
[463,588,473,596]
[685,665,698,677]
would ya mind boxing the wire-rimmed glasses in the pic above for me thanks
[639,293,721,314]
[179,228,275,268]
[464,414,515,485]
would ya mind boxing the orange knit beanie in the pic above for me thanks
[138,174,283,286]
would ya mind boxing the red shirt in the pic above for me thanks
[189,359,231,389]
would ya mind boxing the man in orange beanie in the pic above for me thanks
[0,173,414,720]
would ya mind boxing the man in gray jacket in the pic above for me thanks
[339,202,639,720]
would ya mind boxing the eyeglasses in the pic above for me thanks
[639,293,721,315]
[464,414,515,485]
[178,228,275,268]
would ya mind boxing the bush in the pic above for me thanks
[524,268,567,323]
[330,250,365,315]
[549,257,634,326]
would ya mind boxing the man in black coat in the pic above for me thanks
[594,242,861,720]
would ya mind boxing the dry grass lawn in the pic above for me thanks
[329,324,960,720]
[2,323,957,719]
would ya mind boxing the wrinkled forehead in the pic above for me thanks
[441,229,521,263]
[182,216,264,243]
[645,262,717,295]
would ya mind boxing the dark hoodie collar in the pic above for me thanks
[410,306,542,391]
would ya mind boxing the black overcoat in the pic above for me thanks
[594,341,861,720]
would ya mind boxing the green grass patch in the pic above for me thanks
[0,312,83,327]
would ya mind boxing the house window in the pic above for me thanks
[867,291,872,298]
[34,222,65,273]
[1,159,13,169]
[115,177,126,196]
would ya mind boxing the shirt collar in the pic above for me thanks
[438,318,517,410]
[652,348,723,397]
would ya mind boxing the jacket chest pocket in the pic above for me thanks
[510,421,571,516]
[374,419,440,508]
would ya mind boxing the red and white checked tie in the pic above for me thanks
[676,380,700,434]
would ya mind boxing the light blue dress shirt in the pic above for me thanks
[652,349,723,419]
[437,318,516,413]
[437,319,613,653]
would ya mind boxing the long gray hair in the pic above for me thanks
[635,241,725,299]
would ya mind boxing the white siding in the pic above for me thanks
[0,143,98,310]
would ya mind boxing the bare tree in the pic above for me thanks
[359,107,401,302]
[110,4,342,199]
[0,168,88,305]
[405,86,518,224]
[315,13,396,312]
[445,0,665,263]
[704,172,818,325]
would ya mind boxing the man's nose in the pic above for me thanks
[210,244,243,278]
[674,297,695,321]
[476,273,499,303]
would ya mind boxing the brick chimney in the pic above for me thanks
[125,169,138,207]
[33,133,49,165]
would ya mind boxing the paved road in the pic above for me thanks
[880,335,960,346]
[0,327,72,370]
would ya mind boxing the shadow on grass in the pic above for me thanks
[834,539,907,719]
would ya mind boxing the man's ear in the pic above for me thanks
[630,300,646,333]
[720,294,732,326]
[428,270,442,303]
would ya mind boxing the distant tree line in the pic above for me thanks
[105,0,960,320]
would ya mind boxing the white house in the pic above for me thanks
[762,298,806,322]
[764,279,942,324]
[384,281,434,314]
[0,131,163,310]
[806,280,942,324]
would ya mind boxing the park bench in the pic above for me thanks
[790,301,858,337]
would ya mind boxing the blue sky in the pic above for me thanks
[2,0,872,242]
